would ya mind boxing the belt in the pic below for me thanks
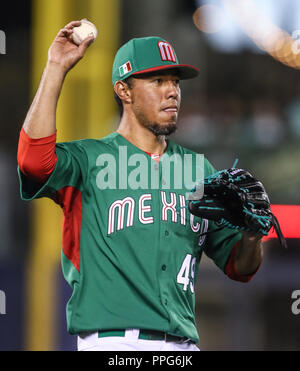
[98,329,190,343]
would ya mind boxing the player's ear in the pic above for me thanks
[114,80,133,105]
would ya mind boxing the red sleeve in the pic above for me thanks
[225,241,261,283]
[17,127,58,183]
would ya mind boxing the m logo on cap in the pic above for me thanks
[158,41,176,63]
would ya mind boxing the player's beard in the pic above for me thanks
[135,110,178,136]
[147,122,178,136]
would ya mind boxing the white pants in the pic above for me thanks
[78,329,200,351]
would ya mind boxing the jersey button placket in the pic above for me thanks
[157,161,170,313]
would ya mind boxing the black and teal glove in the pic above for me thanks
[188,168,287,248]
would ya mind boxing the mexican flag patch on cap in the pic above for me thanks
[119,61,132,77]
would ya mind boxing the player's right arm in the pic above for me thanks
[18,21,94,182]
[22,20,94,138]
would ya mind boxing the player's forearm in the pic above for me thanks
[234,232,263,275]
[22,61,67,138]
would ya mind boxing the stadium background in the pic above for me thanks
[0,0,299,350]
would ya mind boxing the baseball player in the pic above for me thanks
[17,20,264,351]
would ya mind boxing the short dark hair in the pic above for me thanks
[114,77,134,117]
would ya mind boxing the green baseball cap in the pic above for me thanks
[112,36,200,85]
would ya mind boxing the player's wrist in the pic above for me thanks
[45,60,69,79]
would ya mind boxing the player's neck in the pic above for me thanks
[117,115,167,155]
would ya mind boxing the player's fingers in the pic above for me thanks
[64,20,82,30]
[56,27,73,39]
[77,36,95,55]
[79,35,95,49]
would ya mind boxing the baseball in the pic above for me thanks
[71,19,98,45]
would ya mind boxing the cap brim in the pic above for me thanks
[131,64,200,80]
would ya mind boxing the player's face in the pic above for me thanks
[129,71,181,136]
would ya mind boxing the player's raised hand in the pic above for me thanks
[48,20,94,73]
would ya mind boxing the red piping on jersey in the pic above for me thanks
[18,128,81,271]
[225,241,260,282]
[54,186,82,272]
[17,127,57,182]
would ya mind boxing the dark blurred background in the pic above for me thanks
[0,0,299,351]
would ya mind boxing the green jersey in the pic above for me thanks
[18,132,241,343]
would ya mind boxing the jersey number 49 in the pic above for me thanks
[177,254,196,294]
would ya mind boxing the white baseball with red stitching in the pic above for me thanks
[71,20,98,45]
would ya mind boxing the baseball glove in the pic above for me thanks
[188,168,287,248]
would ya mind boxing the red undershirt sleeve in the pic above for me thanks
[225,241,261,283]
[17,127,57,183]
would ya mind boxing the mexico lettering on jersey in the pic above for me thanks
[107,192,206,236]
[17,132,242,344]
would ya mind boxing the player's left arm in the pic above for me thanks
[202,220,263,283]
[233,231,263,275]
[224,231,263,282]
